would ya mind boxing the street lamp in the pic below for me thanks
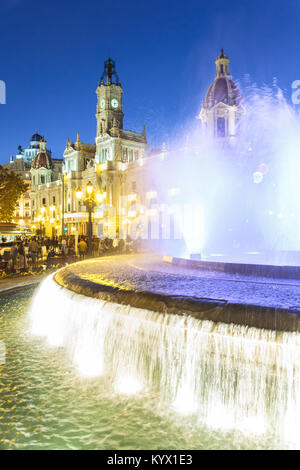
[76,182,96,256]
[75,188,83,200]
[86,182,93,196]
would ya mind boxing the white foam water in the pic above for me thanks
[29,273,300,448]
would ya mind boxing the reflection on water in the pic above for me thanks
[0,279,300,449]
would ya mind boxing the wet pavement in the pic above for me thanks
[0,273,48,294]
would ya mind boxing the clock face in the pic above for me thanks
[111,98,119,108]
[100,99,105,108]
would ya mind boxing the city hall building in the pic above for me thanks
[9,51,244,242]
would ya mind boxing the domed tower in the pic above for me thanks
[199,50,244,140]
[31,138,53,186]
[16,131,44,164]
[30,132,43,149]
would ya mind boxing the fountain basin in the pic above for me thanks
[27,253,300,449]
[165,255,300,279]
[53,254,300,332]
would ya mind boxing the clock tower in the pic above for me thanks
[96,58,124,136]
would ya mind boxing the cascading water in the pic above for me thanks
[29,274,300,448]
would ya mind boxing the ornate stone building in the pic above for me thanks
[30,58,148,239]
[4,132,51,231]
[198,49,245,141]
[27,51,244,242]
[30,138,63,236]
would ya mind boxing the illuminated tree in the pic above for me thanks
[0,165,28,222]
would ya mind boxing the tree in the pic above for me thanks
[0,165,28,222]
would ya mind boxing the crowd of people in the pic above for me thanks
[0,234,141,274]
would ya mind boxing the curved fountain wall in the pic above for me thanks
[29,270,300,447]
[54,264,300,333]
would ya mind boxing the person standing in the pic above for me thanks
[45,238,51,252]
[18,241,26,270]
[10,243,18,270]
[29,238,39,268]
[78,238,87,259]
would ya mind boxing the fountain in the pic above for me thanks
[27,57,300,449]
[28,254,300,449]
[152,72,300,270]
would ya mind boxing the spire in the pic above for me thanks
[77,132,80,143]
[39,138,47,152]
[100,58,120,85]
[215,49,230,78]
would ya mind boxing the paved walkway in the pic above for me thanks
[0,273,48,294]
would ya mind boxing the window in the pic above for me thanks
[122,148,128,162]
[217,117,225,137]
[52,196,56,204]
[42,198,46,205]
[32,176,35,185]
[132,181,137,192]
[40,175,45,184]
[102,147,113,162]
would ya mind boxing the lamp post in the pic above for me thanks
[76,182,97,257]
[50,205,56,239]
[61,173,66,238]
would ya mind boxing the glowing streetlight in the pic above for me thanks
[86,181,94,195]
[76,188,83,200]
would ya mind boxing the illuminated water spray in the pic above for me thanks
[154,53,300,263]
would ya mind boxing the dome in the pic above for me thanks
[31,132,43,142]
[203,76,242,110]
[32,150,52,170]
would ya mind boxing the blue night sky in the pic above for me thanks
[0,0,299,164]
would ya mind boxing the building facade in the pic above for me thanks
[198,49,245,141]
[7,50,243,243]
[30,58,149,239]
[4,132,50,231]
